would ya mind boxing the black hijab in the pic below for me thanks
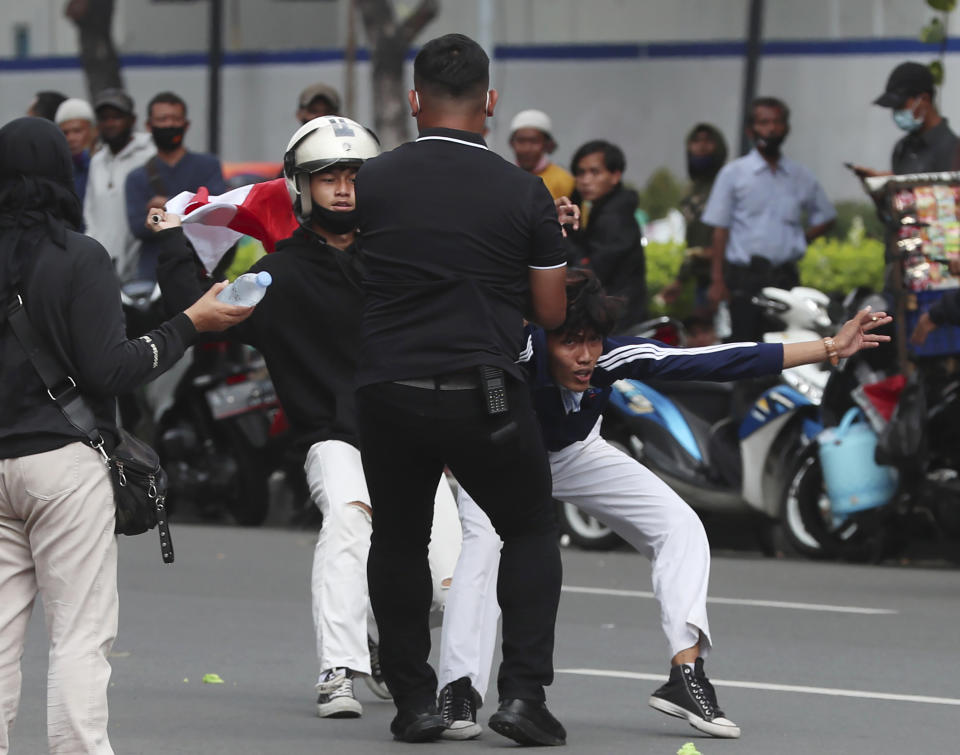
[0,117,83,307]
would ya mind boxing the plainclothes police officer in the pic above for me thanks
[353,33,569,746]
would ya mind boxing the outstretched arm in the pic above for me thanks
[593,308,892,385]
[782,307,891,368]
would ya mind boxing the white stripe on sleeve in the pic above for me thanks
[597,341,758,372]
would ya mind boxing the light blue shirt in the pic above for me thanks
[701,148,836,266]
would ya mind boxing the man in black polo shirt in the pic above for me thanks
[354,33,569,746]
[853,61,959,176]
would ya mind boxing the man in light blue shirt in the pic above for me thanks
[703,97,835,341]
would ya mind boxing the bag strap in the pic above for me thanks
[145,156,169,198]
[6,293,109,460]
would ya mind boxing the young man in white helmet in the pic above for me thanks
[147,115,463,719]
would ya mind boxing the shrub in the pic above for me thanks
[797,236,886,295]
[636,168,686,222]
[644,236,886,317]
[826,200,885,242]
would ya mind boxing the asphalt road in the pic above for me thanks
[11,524,959,754]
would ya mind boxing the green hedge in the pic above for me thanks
[646,237,886,317]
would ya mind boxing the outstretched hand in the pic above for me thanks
[834,307,892,358]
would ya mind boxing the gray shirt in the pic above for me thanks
[891,119,959,175]
[701,148,836,266]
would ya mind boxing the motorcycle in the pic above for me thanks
[780,349,960,562]
[556,286,836,551]
[120,281,288,526]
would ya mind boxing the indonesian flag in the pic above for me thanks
[165,178,299,273]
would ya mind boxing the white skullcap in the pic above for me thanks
[509,109,553,138]
[55,98,95,125]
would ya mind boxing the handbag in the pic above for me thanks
[6,293,174,563]
[874,370,927,471]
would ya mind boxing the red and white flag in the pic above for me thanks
[165,178,299,273]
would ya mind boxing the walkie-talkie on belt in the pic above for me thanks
[479,365,509,415]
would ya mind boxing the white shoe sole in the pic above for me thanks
[441,721,482,740]
[363,674,392,700]
[317,697,363,718]
[648,696,741,739]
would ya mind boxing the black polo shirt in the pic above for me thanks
[354,126,567,386]
[892,119,959,174]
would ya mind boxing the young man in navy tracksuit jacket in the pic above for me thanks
[435,269,889,741]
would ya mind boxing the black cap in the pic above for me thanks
[873,61,935,108]
[93,88,135,116]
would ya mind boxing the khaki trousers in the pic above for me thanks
[0,442,118,755]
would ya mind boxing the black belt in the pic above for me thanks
[393,372,481,391]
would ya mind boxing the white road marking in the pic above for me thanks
[557,668,960,707]
[561,585,897,615]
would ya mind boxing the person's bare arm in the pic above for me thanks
[805,218,835,244]
[782,308,891,368]
[848,165,891,179]
[528,267,567,330]
[706,226,730,307]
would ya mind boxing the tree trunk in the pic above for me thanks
[357,0,440,149]
[64,0,124,101]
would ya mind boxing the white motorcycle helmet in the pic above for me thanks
[283,115,380,220]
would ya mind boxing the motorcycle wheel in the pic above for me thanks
[780,445,887,563]
[225,436,270,527]
[556,501,622,551]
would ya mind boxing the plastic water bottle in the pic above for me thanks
[713,300,732,340]
[216,271,272,306]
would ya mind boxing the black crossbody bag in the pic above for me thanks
[6,293,174,564]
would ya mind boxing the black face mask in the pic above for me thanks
[687,153,722,180]
[102,127,133,154]
[754,133,785,159]
[311,205,359,235]
[151,125,186,152]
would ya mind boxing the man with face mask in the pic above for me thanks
[703,97,836,342]
[84,88,156,282]
[661,123,728,307]
[852,61,958,177]
[125,91,225,281]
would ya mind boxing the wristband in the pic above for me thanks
[822,336,839,366]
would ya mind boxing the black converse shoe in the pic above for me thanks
[438,676,482,740]
[316,668,362,718]
[648,658,740,738]
[363,635,392,700]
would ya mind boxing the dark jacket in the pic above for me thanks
[156,225,365,450]
[678,123,728,290]
[0,118,196,459]
[929,289,960,327]
[567,184,647,328]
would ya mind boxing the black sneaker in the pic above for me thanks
[438,676,482,740]
[488,698,566,746]
[648,658,740,738]
[364,635,392,700]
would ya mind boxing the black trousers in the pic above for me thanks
[725,257,799,342]
[356,377,561,712]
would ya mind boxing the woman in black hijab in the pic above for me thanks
[0,117,250,754]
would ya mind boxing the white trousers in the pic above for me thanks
[440,420,712,699]
[0,442,118,755]
[305,440,461,678]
